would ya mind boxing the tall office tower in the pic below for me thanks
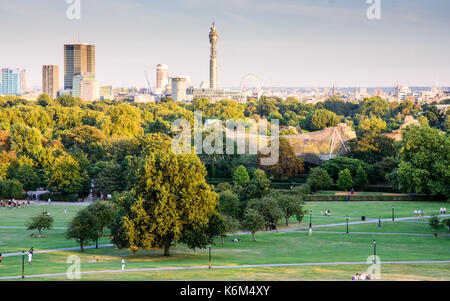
[171,76,191,102]
[20,69,28,93]
[64,43,95,90]
[0,68,22,95]
[209,22,218,89]
[42,65,59,99]
[156,64,169,89]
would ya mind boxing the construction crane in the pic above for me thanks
[144,71,151,94]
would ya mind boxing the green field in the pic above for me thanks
[0,201,449,281]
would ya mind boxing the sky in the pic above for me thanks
[0,0,449,89]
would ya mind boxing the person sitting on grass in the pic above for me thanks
[89,256,98,263]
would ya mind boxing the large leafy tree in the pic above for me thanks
[27,214,54,237]
[337,169,354,191]
[0,179,24,199]
[7,163,40,191]
[393,125,450,197]
[242,208,265,241]
[307,167,333,192]
[277,194,304,226]
[306,109,340,131]
[47,154,85,195]
[114,134,218,256]
[233,165,250,186]
[10,123,42,158]
[66,208,100,252]
[87,201,115,236]
[258,137,304,179]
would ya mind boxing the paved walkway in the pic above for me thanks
[1,260,449,280]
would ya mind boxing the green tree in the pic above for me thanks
[37,93,52,106]
[233,165,250,186]
[278,194,304,226]
[218,190,241,219]
[47,154,85,195]
[394,125,450,197]
[258,137,304,179]
[87,201,115,236]
[242,208,265,242]
[307,109,340,131]
[0,179,24,199]
[307,167,333,192]
[66,208,100,252]
[10,123,42,158]
[248,197,283,231]
[27,214,54,237]
[8,163,40,191]
[354,165,369,191]
[337,169,354,191]
[115,135,218,256]
[428,215,444,237]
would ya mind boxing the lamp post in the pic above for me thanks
[208,245,212,269]
[346,217,349,234]
[373,240,376,263]
[22,250,25,279]
[392,206,395,221]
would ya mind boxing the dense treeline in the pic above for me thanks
[0,93,449,200]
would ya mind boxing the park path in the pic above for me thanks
[1,260,450,280]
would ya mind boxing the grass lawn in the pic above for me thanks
[16,263,450,281]
[0,204,84,227]
[0,201,449,281]
[1,230,449,279]
[314,219,450,235]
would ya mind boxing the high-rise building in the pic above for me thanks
[156,64,169,90]
[171,76,192,102]
[209,22,218,89]
[64,43,95,90]
[0,68,22,95]
[100,85,113,100]
[42,65,59,99]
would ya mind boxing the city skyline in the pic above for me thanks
[0,0,449,88]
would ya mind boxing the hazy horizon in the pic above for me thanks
[1,0,449,89]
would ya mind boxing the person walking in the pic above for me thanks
[28,251,33,265]
[0,253,2,264]
[121,258,125,271]
[48,198,51,205]
[378,219,381,231]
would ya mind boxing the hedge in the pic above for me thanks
[303,194,446,202]
[39,193,79,202]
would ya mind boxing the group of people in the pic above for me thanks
[414,209,424,217]
[440,207,447,215]
[321,209,331,216]
[1,199,30,209]
[352,272,371,280]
